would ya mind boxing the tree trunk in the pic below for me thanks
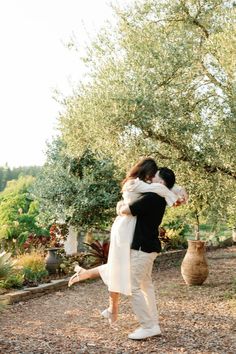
[194,210,200,240]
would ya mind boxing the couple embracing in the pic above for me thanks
[68,158,187,340]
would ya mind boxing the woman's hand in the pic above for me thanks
[116,200,125,215]
[116,200,131,215]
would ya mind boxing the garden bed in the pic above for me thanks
[0,246,235,353]
[0,246,233,306]
[0,249,187,305]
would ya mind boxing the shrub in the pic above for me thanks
[16,251,48,286]
[17,251,45,269]
[0,176,49,255]
[0,273,24,289]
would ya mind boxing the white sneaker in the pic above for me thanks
[128,325,161,340]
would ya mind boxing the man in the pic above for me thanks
[119,167,176,340]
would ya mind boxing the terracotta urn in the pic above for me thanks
[181,240,209,285]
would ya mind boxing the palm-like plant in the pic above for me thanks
[84,240,110,266]
[0,252,16,311]
[0,252,15,280]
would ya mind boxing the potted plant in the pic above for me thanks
[181,209,209,285]
[178,163,235,286]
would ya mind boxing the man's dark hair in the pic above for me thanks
[158,167,176,189]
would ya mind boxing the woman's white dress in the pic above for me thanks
[98,179,179,295]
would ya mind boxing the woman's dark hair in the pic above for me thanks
[122,158,158,186]
[158,167,176,189]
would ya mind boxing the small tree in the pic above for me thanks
[33,139,121,232]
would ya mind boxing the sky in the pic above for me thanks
[0,0,132,167]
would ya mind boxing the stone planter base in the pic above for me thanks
[1,247,231,306]
[0,278,70,305]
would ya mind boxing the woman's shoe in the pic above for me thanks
[74,265,83,273]
[101,308,118,327]
[101,308,111,319]
[68,266,84,287]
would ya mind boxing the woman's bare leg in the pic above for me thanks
[68,267,100,287]
[108,291,119,323]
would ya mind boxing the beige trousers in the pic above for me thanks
[130,249,159,329]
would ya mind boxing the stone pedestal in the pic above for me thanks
[64,226,78,255]
[232,228,236,243]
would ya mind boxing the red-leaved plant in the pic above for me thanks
[83,240,110,266]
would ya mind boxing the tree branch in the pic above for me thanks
[144,129,188,156]
[148,150,172,160]
[180,1,209,39]
[192,18,209,38]
[201,61,230,93]
[144,129,236,179]
[203,164,236,179]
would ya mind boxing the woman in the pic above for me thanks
[68,158,186,324]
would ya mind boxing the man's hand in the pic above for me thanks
[173,199,184,207]
[173,188,188,207]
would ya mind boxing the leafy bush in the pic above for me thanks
[21,233,49,251]
[20,224,67,253]
[161,205,191,249]
[161,228,188,250]
[17,251,45,269]
[0,177,49,254]
[58,239,110,274]
[58,250,88,275]
[0,273,24,289]
[22,268,48,286]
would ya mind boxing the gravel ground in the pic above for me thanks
[0,246,235,354]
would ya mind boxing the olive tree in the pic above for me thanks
[59,0,236,235]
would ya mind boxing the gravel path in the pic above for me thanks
[0,247,235,354]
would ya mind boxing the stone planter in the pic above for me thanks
[181,240,209,285]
